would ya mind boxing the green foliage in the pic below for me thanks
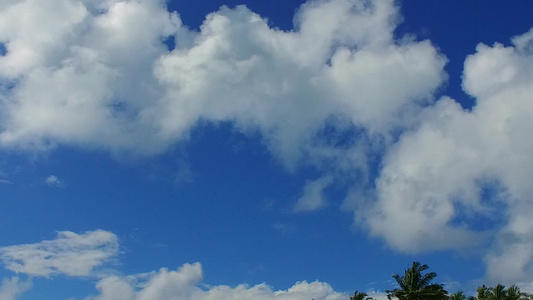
[350,262,533,300]
[351,290,369,300]
[478,285,490,300]
[386,262,448,300]
[451,291,466,300]
[506,285,529,300]
[491,284,507,300]
[475,284,530,300]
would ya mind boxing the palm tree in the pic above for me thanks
[451,292,466,300]
[475,284,531,300]
[351,290,369,300]
[489,284,507,300]
[506,285,528,300]
[386,262,448,300]
[477,285,490,300]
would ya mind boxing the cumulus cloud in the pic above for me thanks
[153,1,445,168]
[85,263,202,300]
[85,262,346,300]
[354,28,533,283]
[0,0,181,153]
[0,0,445,163]
[0,230,118,277]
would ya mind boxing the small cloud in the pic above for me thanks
[293,176,333,213]
[45,175,65,188]
[0,179,13,185]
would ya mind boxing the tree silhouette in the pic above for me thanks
[386,262,448,300]
[351,290,369,300]
[451,291,466,300]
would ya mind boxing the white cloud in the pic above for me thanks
[353,28,533,283]
[85,262,347,300]
[0,0,445,164]
[45,175,65,187]
[0,0,181,153]
[294,175,333,212]
[153,0,445,168]
[0,230,118,277]
[84,263,202,300]
[0,277,31,300]
[0,233,351,300]
[0,0,87,78]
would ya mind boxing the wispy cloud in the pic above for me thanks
[294,175,333,212]
[0,277,31,300]
[0,170,12,184]
[0,230,118,277]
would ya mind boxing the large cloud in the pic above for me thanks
[0,0,181,153]
[0,230,118,277]
[153,0,445,168]
[358,28,533,284]
[0,0,445,164]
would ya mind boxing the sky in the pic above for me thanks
[0,0,532,299]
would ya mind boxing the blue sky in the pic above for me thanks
[0,0,532,299]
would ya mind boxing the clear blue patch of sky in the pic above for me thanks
[166,0,306,31]
[162,35,176,51]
